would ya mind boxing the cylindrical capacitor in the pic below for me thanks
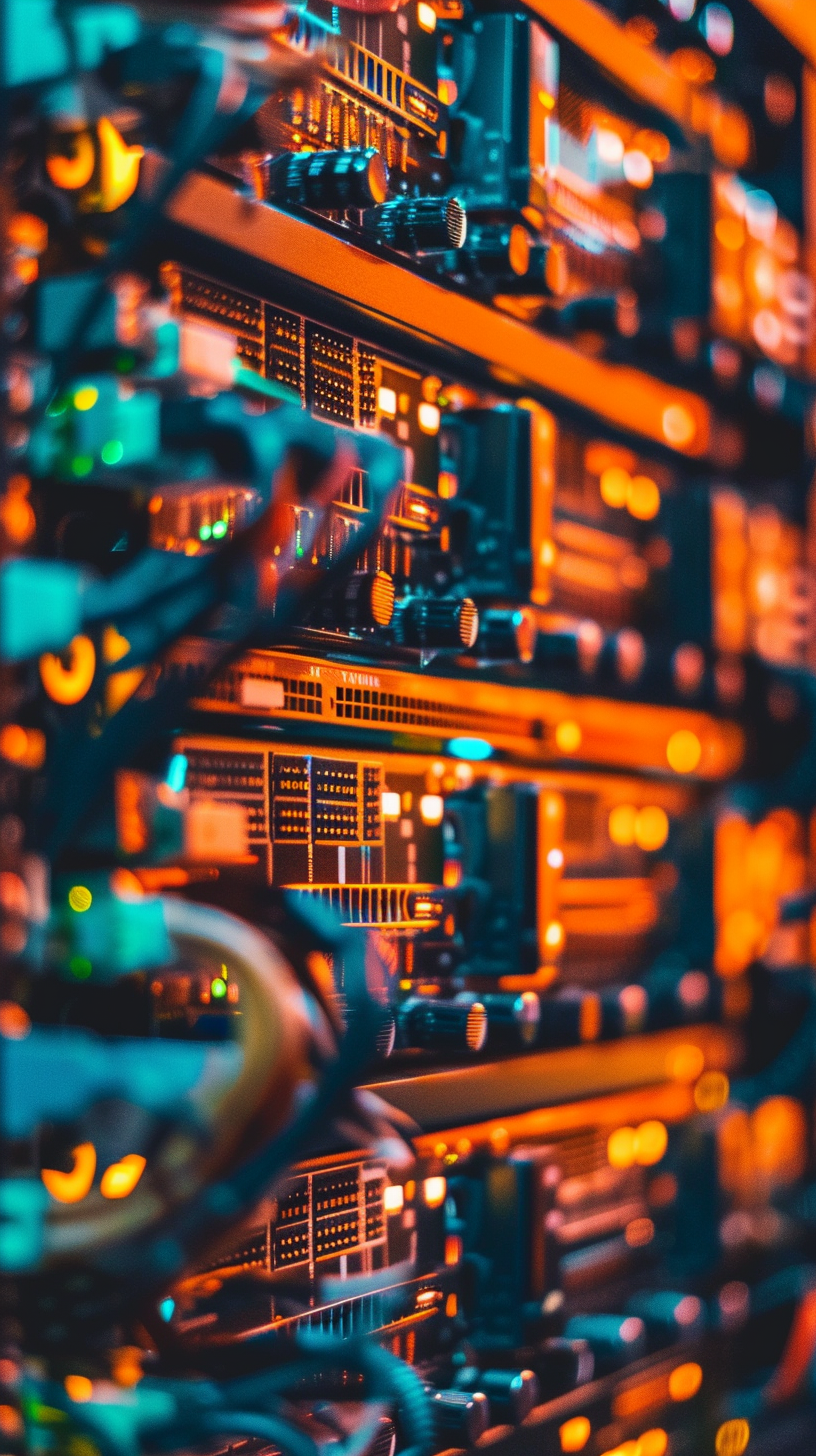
[334,570,396,630]
[427,1388,490,1443]
[453,1368,539,1423]
[646,966,716,1030]
[459,222,531,278]
[266,148,389,210]
[533,620,605,675]
[398,995,487,1053]
[395,594,479,649]
[537,989,602,1048]
[601,982,649,1038]
[456,989,541,1048]
[363,195,467,252]
[625,1290,705,1349]
[530,1337,595,1398]
[564,1313,647,1371]
[473,606,538,663]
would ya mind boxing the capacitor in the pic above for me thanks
[537,989,602,1048]
[455,989,540,1047]
[458,222,531,279]
[266,148,389,210]
[363,195,467,252]
[394,594,479,649]
[472,606,538,663]
[533,621,605,675]
[601,983,649,1038]
[453,1368,539,1423]
[625,1290,705,1348]
[335,570,396,630]
[397,995,487,1053]
[427,1388,490,1443]
[564,1313,647,1371]
[530,1336,595,1398]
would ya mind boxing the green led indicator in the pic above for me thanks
[101,439,124,465]
[71,455,94,477]
[46,398,68,417]
[69,956,93,980]
[210,977,227,999]
[199,523,212,541]
[212,519,227,539]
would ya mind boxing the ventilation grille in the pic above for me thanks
[289,883,444,927]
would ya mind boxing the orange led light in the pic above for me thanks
[42,1143,97,1203]
[100,1154,147,1200]
[715,1419,750,1456]
[694,1070,730,1111]
[0,723,45,768]
[668,1361,703,1401]
[64,1375,94,1403]
[39,635,96,705]
[423,1176,447,1208]
[666,729,702,773]
[635,806,669,851]
[608,1125,637,1168]
[560,1416,591,1451]
[635,1120,669,1165]
[555,720,582,754]
[46,131,96,190]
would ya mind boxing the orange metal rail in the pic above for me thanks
[167,173,712,458]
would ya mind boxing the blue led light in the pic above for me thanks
[159,1297,175,1322]
[165,753,188,794]
[447,737,493,761]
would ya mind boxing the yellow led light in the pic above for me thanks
[420,793,444,825]
[383,1184,405,1214]
[544,919,564,950]
[715,1419,750,1456]
[662,403,696,448]
[609,803,638,846]
[73,385,99,412]
[600,465,630,508]
[635,805,669,851]
[100,1154,147,1199]
[560,1416,591,1452]
[608,1126,637,1169]
[555,720,582,754]
[694,1070,730,1112]
[418,401,441,434]
[417,2,437,31]
[627,474,661,520]
[68,885,93,913]
[377,386,397,418]
[666,729,702,773]
[381,791,401,820]
[634,1119,668,1166]
[422,1175,447,1208]
[639,1432,668,1456]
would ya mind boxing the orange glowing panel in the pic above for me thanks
[42,1143,97,1203]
